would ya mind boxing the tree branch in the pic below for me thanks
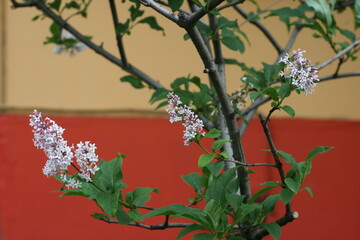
[258,114,286,183]
[217,0,245,11]
[317,38,360,70]
[251,210,299,240]
[186,25,251,201]
[184,0,225,28]
[319,71,360,82]
[276,24,303,62]
[223,159,277,168]
[100,218,191,229]
[15,0,163,89]
[10,0,35,8]
[139,0,180,24]
[233,5,282,54]
[109,0,129,67]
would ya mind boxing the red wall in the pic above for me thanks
[0,114,359,240]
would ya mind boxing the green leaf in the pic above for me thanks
[302,146,333,177]
[306,0,333,28]
[82,182,120,217]
[305,146,333,163]
[262,87,278,101]
[115,207,133,225]
[65,1,80,9]
[261,181,283,187]
[262,62,279,84]
[212,139,231,152]
[128,208,142,221]
[120,75,145,89]
[355,0,360,28]
[221,36,244,53]
[281,105,295,118]
[91,213,106,219]
[129,5,144,21]
[198,154,215,168]
[150,88,168,104]
[250,91,262,103]
[176,224,206,240]
[284,177,300,193]
[196,21,213,37]
[218,17,238,29]
[125,187,159,206]
[116,20,130,35]
[263,222,281,240]
[168,0,184,12]
[226,193,245,212]
[193,233,216,240]
[58,188,88,198]
[278,82,291,98]
[182,172,203,193]
[138,16,165,35]
[205,168,237,203]
[338,28,356,42]
[204,199,223,229]
[171,77,190,90]
[50,22,61,39]
[204,128,222,138]
[263,194,280,214]
[218,151,229,159]
[154,100,169,110]
[280,188,294,204]
[204,162,224,177]
[94,154,126,191]
[301,186,314,197]
[48,0,61,11]
[249,186,277,203]
[141,204,190,219]
[276,150,299,173]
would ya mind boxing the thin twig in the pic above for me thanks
[317,38,360,70]
[258,114,286,184]
[241,97,271,117]
[319,71,360,82]
[217,0,245,11]
[139,0,180,24]
[223,159,277,168]
[233,5,282,54]
[109,0,129,66]
[101,218,191,229]
[237,0,283,28]
[184,0,225,27]
[134,205,155,210]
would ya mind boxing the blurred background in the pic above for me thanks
[0,0,359,239]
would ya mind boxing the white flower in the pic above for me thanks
[75,141,99,182]
[279,49,319,95]
[30,110,73,176]
[166,92,204,146]
[53,29,88,56]
[60,174,82,189]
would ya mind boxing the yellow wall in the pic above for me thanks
[1,1,360,119]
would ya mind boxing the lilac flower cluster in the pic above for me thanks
[29,110,99,188]
[279,49,319,95]
[75,141,99,182]
[166,92,205,146]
